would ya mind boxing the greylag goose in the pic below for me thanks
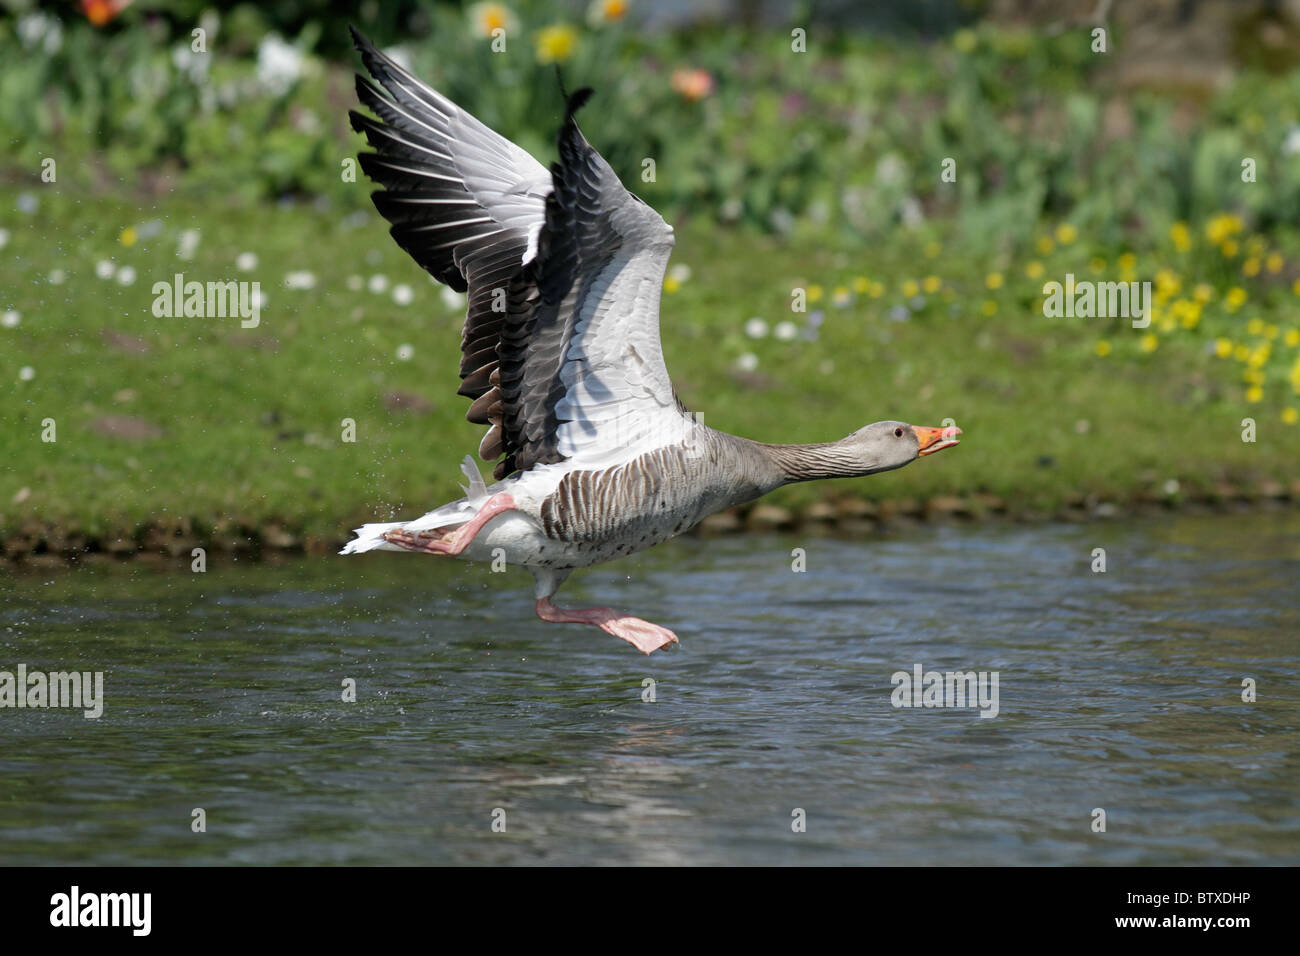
[340,29,961,653]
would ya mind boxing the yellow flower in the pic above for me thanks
[1246,386,1263,403]
[1242,257,1260,277]
[924,241,942,258]
[1089,257,1106,274]
[832,286,852,307]
[1035,235,1055,255]
[901,279,920,298]
[1025,260,1044,279]
[1205,212,1244,244]
[1266,252,1284,274]
[1283,408,1299,425]
[1224,287,1247,312]
[1214,338,1232,358]
[852,276,870,294]
[1284,329,1300,348]
[663,275,680,293]
[807,284,824,303]
[1154,268,1181,297]
[922,275,941,294]
[1220,239,1239,258]
[1139,333,1158,353]
[588,0,628,25]
[1247,317,1264,336]
[1117,252,1137,272]
[1054,223,1078,245]
[119,227,137,247]
[1265,323,1279,341]
[1095,340,1112,357]
[1248,345,1270,368]
[984,272,1003,290]
[469,2,517,38]
[981,299,997,316]
[535,23,578,63]
[1169,221,1191,252]
[1294,278,1300,296]
[1244,368,1264,385]
[868,281,885,298]
[1193,283,1213,304]
[1233,343,1250,361]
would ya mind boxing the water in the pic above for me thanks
[1,511,1297,865]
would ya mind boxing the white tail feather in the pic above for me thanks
[340,457,491,555]
[460,455,489,505]
[339,521,407,554]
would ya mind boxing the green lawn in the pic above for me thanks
[2,186,1297,554]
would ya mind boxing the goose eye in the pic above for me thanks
[894,427,904,438]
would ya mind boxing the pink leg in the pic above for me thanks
[535,596,679,655]
[382,493,516,556]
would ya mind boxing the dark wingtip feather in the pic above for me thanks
[565,87,595,121]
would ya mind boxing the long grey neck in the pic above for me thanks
[758,439,874,484]
[710,430,872,492]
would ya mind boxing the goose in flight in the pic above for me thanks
[340,29,962,653]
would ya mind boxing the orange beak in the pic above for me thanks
[913,424,962,456]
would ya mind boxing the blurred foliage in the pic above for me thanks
[0,1,1298,245]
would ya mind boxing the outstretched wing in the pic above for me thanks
[351,29,686,481]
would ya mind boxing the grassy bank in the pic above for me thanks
[2,187,1298,560]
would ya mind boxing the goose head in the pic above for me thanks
[849,420,962,473]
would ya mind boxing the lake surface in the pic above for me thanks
[2,511,1297,865]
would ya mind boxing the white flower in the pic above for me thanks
[172,44,210,83]
[236,252,258,272]
[256,34,303,96]
[95,260,115,279]
[744,317,768,339]
[368,274,389,294]
[774,320,798,341]
[668,263,692,284]
[900,195,924,229]
[284,270,317,290]
[346,275,363,291]
[16,12,61,55]
[177,229,201,260]
[2,310,20,329]
[440,285,466,311]
[875,153,906,187]
[115,265,137,286]
[1284,127,1300,157]
[19,366,35,381]
[392,283,414,306]
[396,344,415,361]
[735,352,759,372]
